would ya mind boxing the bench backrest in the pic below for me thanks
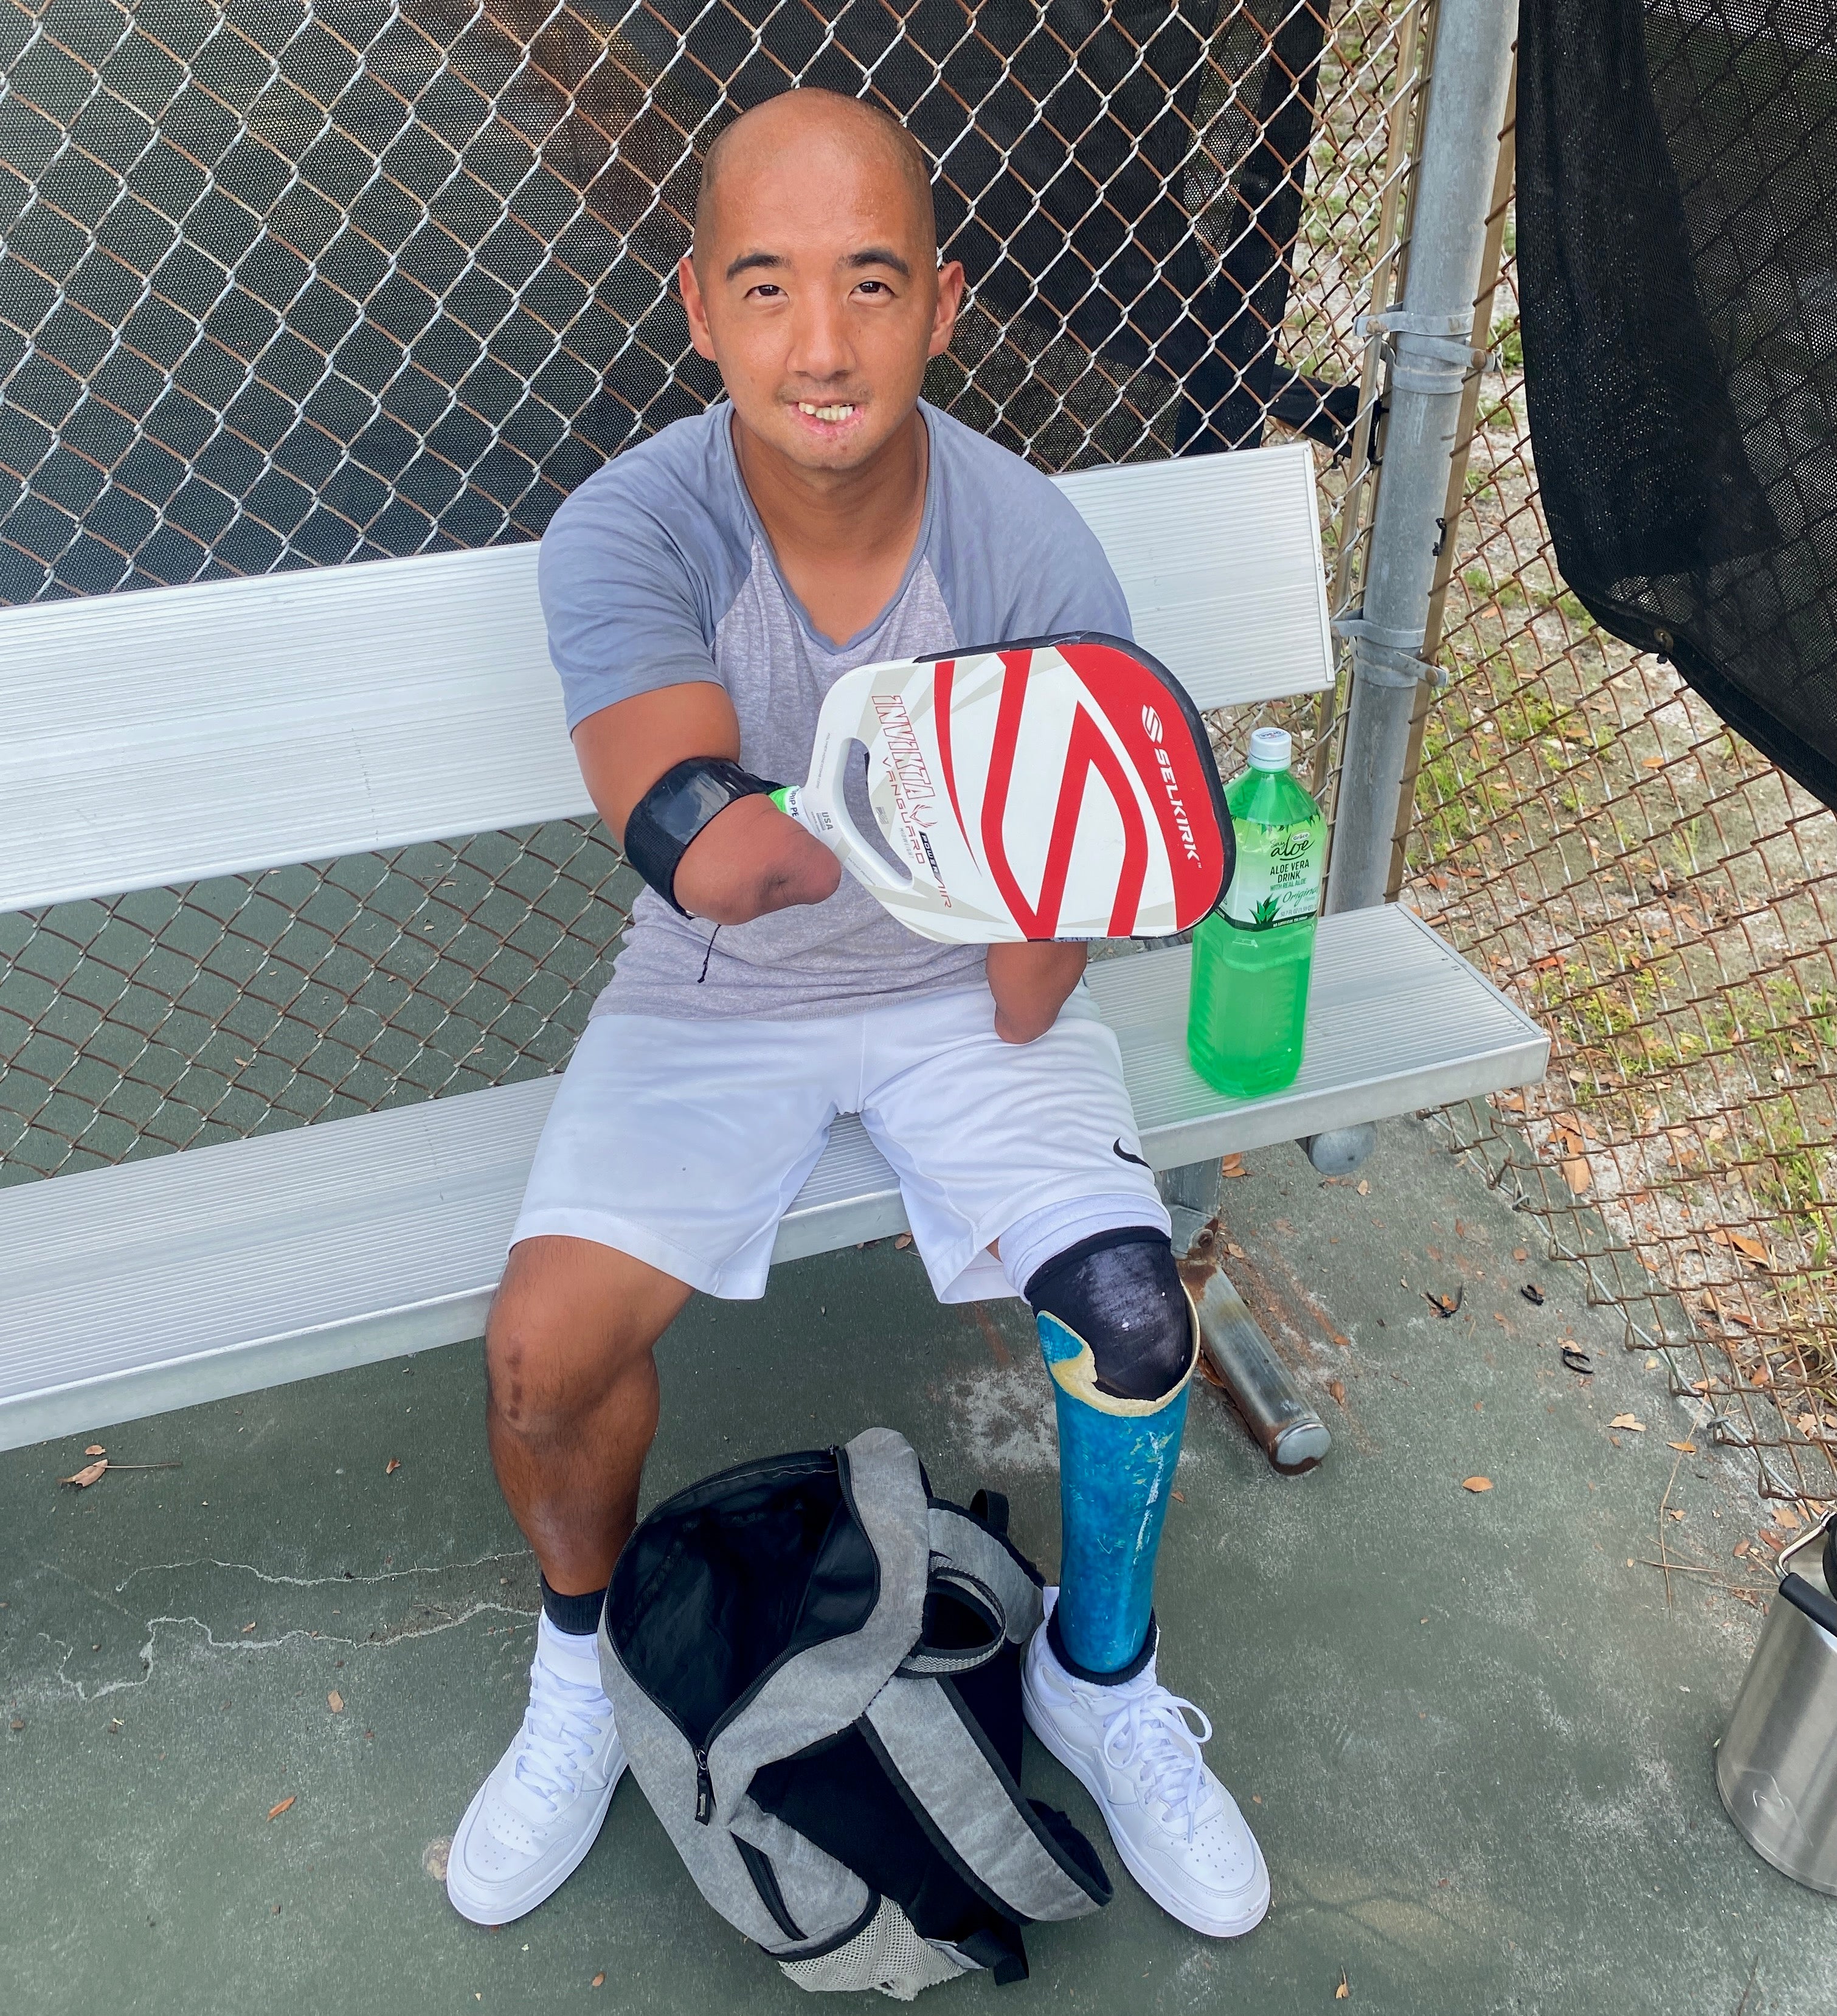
[0,443,1330,916]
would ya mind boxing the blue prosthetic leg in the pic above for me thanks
[1031,1232,1199,1677]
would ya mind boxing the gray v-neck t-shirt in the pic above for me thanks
[538,400,1132,1021]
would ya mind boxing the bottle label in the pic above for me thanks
[1222,817,1323,929]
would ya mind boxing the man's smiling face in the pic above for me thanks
[679,94,963,480]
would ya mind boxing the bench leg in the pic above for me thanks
[1155,1158,1225,1256]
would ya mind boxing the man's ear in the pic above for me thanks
[929,258,966,360]
[679,254,718,362]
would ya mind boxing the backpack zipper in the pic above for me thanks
[640,1445,863,1830]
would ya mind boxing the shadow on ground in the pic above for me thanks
[2,1119,1830,2014]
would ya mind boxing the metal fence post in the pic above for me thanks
[1324,0,1518,916]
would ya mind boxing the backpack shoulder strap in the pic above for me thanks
[927,1504,1045,1647]
[862,1674,1109,1924]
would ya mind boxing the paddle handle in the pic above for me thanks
[772,676,918,902]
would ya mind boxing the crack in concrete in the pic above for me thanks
[35,1595,539,1704]
[109,1545,531,1597]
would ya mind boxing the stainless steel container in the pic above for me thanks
[1717,1511,1837,1893]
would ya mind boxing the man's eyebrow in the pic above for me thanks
[724,249,786,280]
[844,246,911,277]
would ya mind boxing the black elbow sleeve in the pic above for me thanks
[622,757,781,915]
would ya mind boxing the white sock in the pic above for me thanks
[537,1610,606,1683]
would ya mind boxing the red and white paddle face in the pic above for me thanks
[799,635,1231,944]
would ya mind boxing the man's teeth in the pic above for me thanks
[798,401,856,421]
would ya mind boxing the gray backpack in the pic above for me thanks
[599,1427,1110,1998]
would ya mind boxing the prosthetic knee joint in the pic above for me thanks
[1026,1229,1199,1679]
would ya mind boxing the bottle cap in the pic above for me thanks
[1248,727,1292,771]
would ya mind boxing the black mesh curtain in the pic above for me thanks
[1518,0,1837,808]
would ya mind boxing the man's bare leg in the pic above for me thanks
[448,1234,689,1926]
[485,1233,692,1598]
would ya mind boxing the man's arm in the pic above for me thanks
[986,941,1087,1045]
[574,684,840,925]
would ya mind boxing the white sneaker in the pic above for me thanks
[1022,1598,1270,1939]
[446,1613,627,1925]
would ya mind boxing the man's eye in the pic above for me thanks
[856,280,891,296]
[749,283,784,299]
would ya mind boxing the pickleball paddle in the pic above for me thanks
[772,632,1233,944]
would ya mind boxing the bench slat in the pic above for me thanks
[0,904,1544,1450]
[0,445,1331,915]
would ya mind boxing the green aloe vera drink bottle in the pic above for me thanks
[1187,727,1326,1096]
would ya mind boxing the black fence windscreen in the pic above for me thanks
[1517,0,1837,810]
[0,0,1341,608]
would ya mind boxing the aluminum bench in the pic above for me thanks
[0,444,1548,1450]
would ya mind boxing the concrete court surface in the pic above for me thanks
[2,1117,1833,2015]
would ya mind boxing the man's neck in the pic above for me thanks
[731,407,930,646]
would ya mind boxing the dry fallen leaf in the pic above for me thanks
[1461,1476,1493,1493]
[1170,1489,1185,1504]
[893,1233,913,1250]
[241,1621,256,1634]
[1562,1154,1591,1195]
[328,1691,344,1713]
[591,1975,606,1990]
[9,1719,22,1731]
[1513,1247,1529,1262]
[60,1460,108,1488]
[1608,1413,1647,1432]
[268,1796,296,1821]
[385,1458,401,1475]
[84,1444,105,1457]
[1355,1178,1371,1196]
[1336,1969,1351,2000]
[1496,1090,1527,1112]
[1327,1379,1347,1406]
[1776,1504,1803,1531]
[1667,1440,1697,1454]
[1220,1153,1248,1178]
[1709,1228,1773,1266]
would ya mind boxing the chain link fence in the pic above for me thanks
[1410,151,1837,1519]
[2,0,1421,1187]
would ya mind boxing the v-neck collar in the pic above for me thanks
[718,400,939,657]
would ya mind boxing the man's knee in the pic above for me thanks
[1025,1228,1195,1403]
[485,1236,671,1436]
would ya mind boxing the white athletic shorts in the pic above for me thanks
[511,982,1168,1304]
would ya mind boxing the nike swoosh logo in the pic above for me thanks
[1112,1137,1149,1169]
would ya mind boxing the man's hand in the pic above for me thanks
[986,941,1087,1044]
[574,684,840,925]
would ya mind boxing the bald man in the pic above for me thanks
[445,88,1270,1945]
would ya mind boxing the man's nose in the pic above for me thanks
[784,290,855,383]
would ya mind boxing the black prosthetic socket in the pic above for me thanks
[540,1573,609,1638]
[1024,1227,1192,1402]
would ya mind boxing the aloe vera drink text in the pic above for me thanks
[1187,728,1324,1096]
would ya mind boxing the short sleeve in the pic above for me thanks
[1000,490,1134,642]
[536,479,725,733]
[922,406,1135,648]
